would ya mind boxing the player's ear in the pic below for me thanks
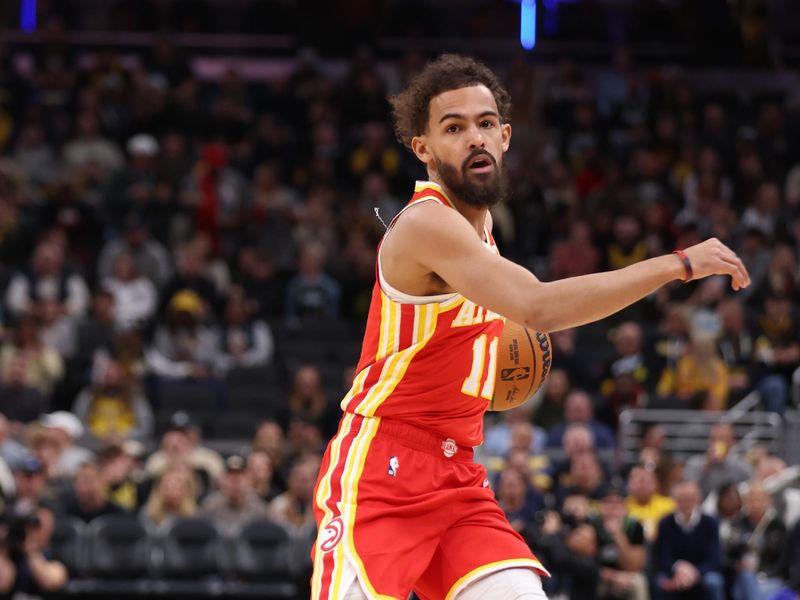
[411,135,432,166]
[501,123,512,152]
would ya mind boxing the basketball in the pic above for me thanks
[490,321,552,411]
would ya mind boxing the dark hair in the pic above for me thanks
[389,54,511,149]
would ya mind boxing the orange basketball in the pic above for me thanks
[490,321,552,411]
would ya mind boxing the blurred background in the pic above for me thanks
[0,0,799,599]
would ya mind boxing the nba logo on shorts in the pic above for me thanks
[388,456,399,476]
[320,517,344,553]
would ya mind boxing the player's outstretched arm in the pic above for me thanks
[394,202,750,333]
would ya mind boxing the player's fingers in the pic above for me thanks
[719,254,748,289]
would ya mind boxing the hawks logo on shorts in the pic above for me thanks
[319,517,344,553]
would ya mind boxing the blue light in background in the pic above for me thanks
[520,0,537,50]
[20,0,37,32]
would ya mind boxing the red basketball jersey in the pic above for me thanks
[341,181,504,448]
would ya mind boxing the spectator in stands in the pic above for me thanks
[683,423,752,498]
[5,239,90,319]
[637,423,681,496]
[61,111,124,180]
[549,329,597,389]
[234,246,286,319]
[214,290,274,374]
[495,466,544,535]
[73,290,117,369]
[755,294,800,405]
[200,455,268,533]
[36,298,75,359]
[555,449,608,505]
[13,123,57,189]
[654,480,724,600]
[144,412,224,492]
[535,492,600,599]
[0,315,63,397]
[0,415,29,468]
[25,429,64,504]
[754,455,800,529]
[735,227,771,306]
[251,419,286,488]
[653,304,691,375]
[626,464,676,542]
[267,455,318,537]
[599,322,653,426]
[706,482,743,538]
[284,417,325,470]
[725,483,788,600]
[532,368,572,432]
[159,242,219,317]
[0,355,50,426]
[590,485,648,600]
[483,409,547,463]
[38,411,94,479]
[72,359,154,445]
[656,330,730,411]
[141,464,199,529]
[146,290,218,380]
[103,135,161,230]
[546,389,616,450]
[58,461,124,522]
[286,365,328,429]
[99,441,146,511]
[717,297,787,413]
[247,450,282,503]
[8,456,47,514]
[346,122,401,187]
[101,252,158,330]
[0,504,68,596]
[549,220,601,280]
[758,243,799,303]
[97,212,172,290]
[550,423,597,489]
[179,142,247,260]
[284,241,342,324]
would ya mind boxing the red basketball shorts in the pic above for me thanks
[311,413,548,600]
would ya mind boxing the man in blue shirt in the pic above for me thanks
[654,479,724,600]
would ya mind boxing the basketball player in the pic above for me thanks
[311,54,749,600]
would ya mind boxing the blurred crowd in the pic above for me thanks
[0,15,799,599]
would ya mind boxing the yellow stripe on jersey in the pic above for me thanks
[413,181,455,208]
[376,291,401,362]
[339,366,371,412]
[312,412,355,599]
[355,303,439,416]
[339,416,397,600]
[377,292,391,361]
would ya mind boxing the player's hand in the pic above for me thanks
[682,238,750,290]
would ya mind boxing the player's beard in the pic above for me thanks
[434,149,508,208]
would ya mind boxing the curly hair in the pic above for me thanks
[389,54,512,149]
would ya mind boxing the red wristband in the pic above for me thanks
[673,249,693,282]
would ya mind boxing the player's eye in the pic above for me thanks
[480,120,494,128]
[445,124,460,133]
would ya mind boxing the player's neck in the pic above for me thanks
[426,175,489,237]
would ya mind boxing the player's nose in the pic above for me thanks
[466,124,486,150]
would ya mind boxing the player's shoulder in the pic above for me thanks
[393,199,468,236]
